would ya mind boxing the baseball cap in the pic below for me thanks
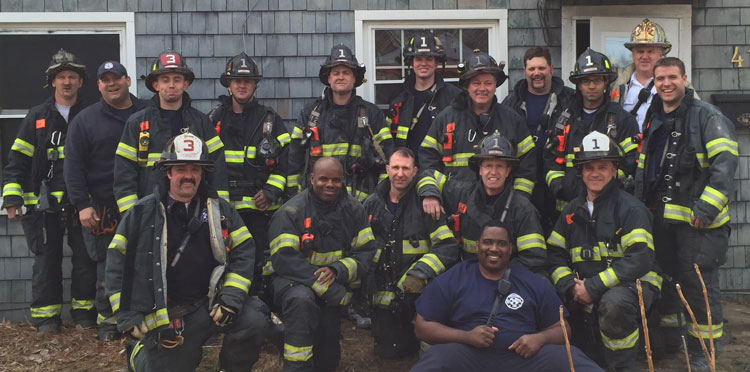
[97,61,128,80]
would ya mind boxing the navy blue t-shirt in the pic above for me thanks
[416,260,567,350]
[523,91,549,137]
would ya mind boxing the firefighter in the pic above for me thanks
[113,49,228,214]
[287,44,395,203]
[363,147,458,359]
[105,133,268,371]
[634,57,737,372]
[64,61,148,340]
[419,50,535,222]
[502,46,575,234]
[611,18,697,131]
[208,52,289,296]
[267,157,377,372]
[386,30,461,159]
[1,49,96,333]
[419,131,547,273]
[547,131,661,372]
[545,48,639,212]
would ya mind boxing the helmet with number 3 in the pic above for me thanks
[158,132,213,171]
[220,52,262,87]
[573,131,623,167]
[468,131,519,172]
[569,48,618,85]
[403,30,446,64]
[145,49,195,93]
[318,44,367,87]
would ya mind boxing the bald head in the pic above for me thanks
[310,157,344,204]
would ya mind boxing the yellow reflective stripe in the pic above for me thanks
[47,146,65,159]
[345,186,369,203]
[517,233,545,252]
[429,225,452,245]
[266,174,286,192]
[225,150,244,163]
[617,169,625,180]
[23,192,39,205]
[11,138,35,157]
[108,234,128,255]
[571,246,602,263]
[311,280,329,297]
[444,152,473,167]
[556,199,567,212]
[546,170,564,187]
[637,152,646,169]
[129,341,144,370]
[620,228,654,250]
[403,240,430,255]
[291,126,304,139]
[373,126,392,143]
[513,177,534,195]
[565,153,575,168]
[50,191,63,203]
[601,328,639,351]
[224,272,251,293]
[551,266,573,285]
[312,143,362,157]
[340,257,357,282]
[204,135,224,153]
[97,313,117,325]
[433,171,447,192]
[687,322,723,340]
[705,138,738,158]
[373,248,382,263]
[262,261,275,276]
[71,298,94,310]
[244,146,258,159]
[277,132,291,146]
[217,190,229,201]
[310,250,342,266]
[351,227,374,249]
[116,142,137,162]
[231,196,281,211]
[117,194,138,212]
[598,268,620,288]
[30,304,62,318]
[664,203,730,228]
[395,125,409,140]
[284,343,313,362]
[462,238,477,254]
[2,183,23,197]
[418,253,446,275]
[270,233,300,255]
[517,135,535,157]
[109,292,121,313]
[144,308,170,330]
[378,172,388,182]
[547,231,566,249]
[145,152,161,167]
[700,186,728,211]
[620,137,637,153]
[339,291,353,305]
[421,135,441,152]
[287,174,300,188]
[640,271,663,291]
[229,226,252,249]
[397,261,420,291]
[660,313,686,328]
[417,176,438,193]
[372,291,395,307]
[696,153,709,168]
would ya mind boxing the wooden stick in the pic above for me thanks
[676,283,712,371]
[694,264,716,371]
[682,335,692,372]
[560,305,575,372]
[636,280,654,372]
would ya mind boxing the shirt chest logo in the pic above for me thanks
[505,293,524,310]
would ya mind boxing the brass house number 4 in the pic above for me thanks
[731,46,749,67]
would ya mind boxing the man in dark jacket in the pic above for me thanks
[502,46,575,233]
[105,133,268,371]
[287,44,395,203]
[386,30,460,159]
[113,50,227,213]
[208,52,290,296]
[635,57,737,372]
[364,148,458,359]
[268,157,377,372]
[64,61,148,340]
[2,49,96,333]
[548,131,661,372]
[544,49,638,211]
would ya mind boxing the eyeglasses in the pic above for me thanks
[579,77,606,86]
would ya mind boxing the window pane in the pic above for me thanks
[375,83,403,106]
[434,29,460,65]
[462,29,489,56]
[375,29,403,81]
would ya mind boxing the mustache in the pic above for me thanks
[180,179,196,186]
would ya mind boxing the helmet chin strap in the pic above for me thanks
[229,87,254,106]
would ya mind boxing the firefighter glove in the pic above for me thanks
[129,321,149,340]
[402,275,427,294]
[210,302,238,327]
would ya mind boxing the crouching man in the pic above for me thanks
[105,132,269,372]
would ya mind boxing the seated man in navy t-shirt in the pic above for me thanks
[411,221,603,372]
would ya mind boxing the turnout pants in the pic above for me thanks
[274,279,342,372]
[81,209,118,331]
[597,283,657,369]
[654,213,728,352]
[240,211,271,296]
[371,296,419,359]
[129,297,269,372]
[21,209,96,328]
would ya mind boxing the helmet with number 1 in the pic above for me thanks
[468,131,519,172]
[624,19,672,55]
[458,50,507,88]
[569,48,618,85]
[573,131,623,167]
[403,30,446,64]
[157,132,213,171]
[319,44,367,87]
[145,50,195,93]
[220,52,262,87]
[45,48,87,87]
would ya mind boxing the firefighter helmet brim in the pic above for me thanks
[220,52,262,87]
[468,131,519,172]
[318,44,367,87]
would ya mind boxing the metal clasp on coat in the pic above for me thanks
[664,174,673,181]
[665,152,676,159]
[671,131,681,137]
[467,129,477,143]
[661,196,672,203]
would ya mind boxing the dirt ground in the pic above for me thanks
[1,300,748,372]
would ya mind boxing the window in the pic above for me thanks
[560,5,692,88]
[355,10,509,109]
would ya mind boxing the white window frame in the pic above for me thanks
[354,9,509,105]
[0,12,137,119]
[561,5,692,89]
